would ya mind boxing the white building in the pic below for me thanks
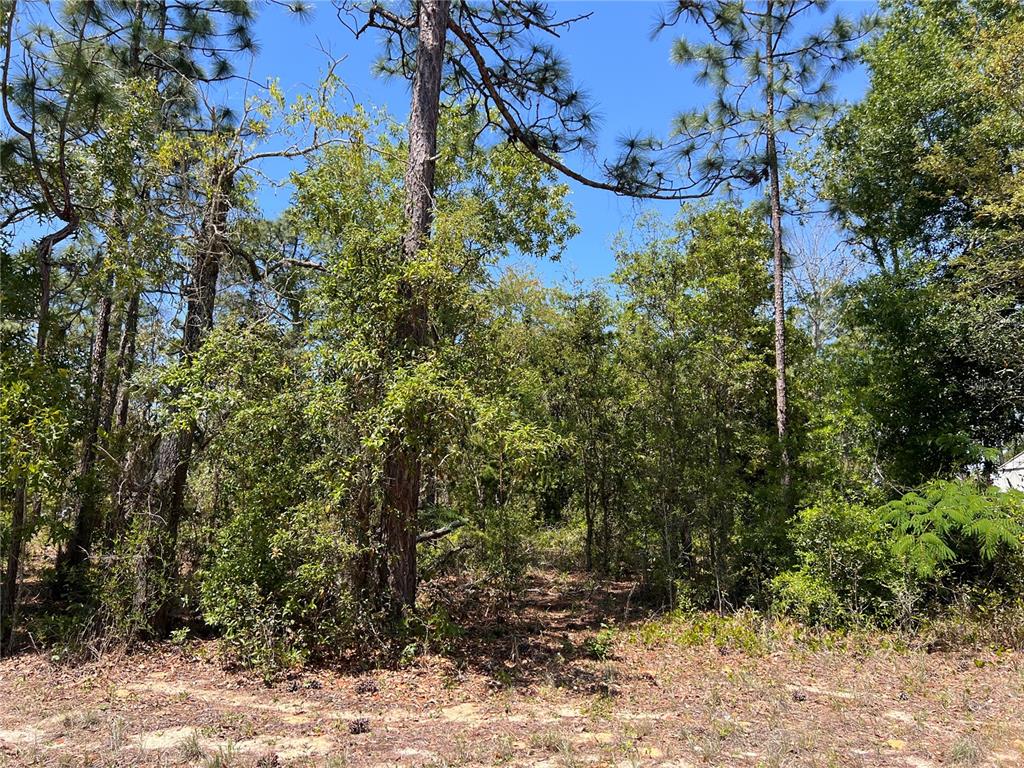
[993,450,1024,492]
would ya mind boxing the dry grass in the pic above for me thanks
[1,570,1022,767]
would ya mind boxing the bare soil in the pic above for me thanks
[1,571,1022,767]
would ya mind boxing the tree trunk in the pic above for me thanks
[765,5,791,502]
[34,221,77,357]
[1,480,28,653]
[101,291,140,545]
[583,480,594,571]
[134,164,231,635]
[104,291,140,436]
[599,474,611,574]
[382,0,449,611]
[62,292,114,574]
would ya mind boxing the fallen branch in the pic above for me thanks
[417,520,466,545]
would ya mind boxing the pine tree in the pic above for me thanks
[340,0,730,611]
[53,0,262,598]
[657,0,873,500]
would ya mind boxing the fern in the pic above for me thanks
[881,481,1024,578]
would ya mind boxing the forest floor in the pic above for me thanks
[1,569,1022,768]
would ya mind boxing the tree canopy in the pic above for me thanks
[2,0,1022,665]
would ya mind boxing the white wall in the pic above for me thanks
[993,456,1024,491]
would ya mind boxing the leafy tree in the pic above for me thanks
[614,204,778,606]
[2,0,120,354]
[337,0,640,610]
[825,0,1023,269]
[820,0,1024,487]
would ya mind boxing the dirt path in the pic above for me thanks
[1,573,1022,767]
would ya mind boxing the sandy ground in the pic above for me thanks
[1,573,1022,767]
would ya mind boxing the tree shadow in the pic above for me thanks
[417,568,660,691]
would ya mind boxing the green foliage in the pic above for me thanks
[6,0,1024,667]
[773,483,1024,628]
[826,0,1024,265]
[199,503,356,674]
[584,622,618,661]
[609,204,782,604]
[881,481,1024,580]
[771,500,896,626]
[818,0,1024,491]
[0,355,72,498]
[176,109,577,664]
[636,610,769,656]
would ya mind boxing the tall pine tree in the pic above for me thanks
[657,0,873,499]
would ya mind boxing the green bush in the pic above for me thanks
[773,483,1024,628]
[198,502,357,675]
[771,570,845,626]
[771,500,898,626]
[469,497,538,596]
[880,480,1023,583]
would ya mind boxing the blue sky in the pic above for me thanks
[237,1,875,284]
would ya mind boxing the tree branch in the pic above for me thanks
[417,519,466,544]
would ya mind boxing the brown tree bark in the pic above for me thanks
[382,0,450,611]
[583,480,594,571]
[61,292,114,574]
[765,3,791,502]
[104,291,140,436]
[34,222,78,357]
[101,292,140,543]
[1,481,27,653]
[134,164,232,635]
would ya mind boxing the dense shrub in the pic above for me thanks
[771,500,897,625]
[773,482,1024,628]
[880,480,1024,586]
[198,503,358,674]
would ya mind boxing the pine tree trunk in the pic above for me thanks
[765,4,791,502]
[62,292,114,573]
[382,0,449,611]
[134,165,231,635]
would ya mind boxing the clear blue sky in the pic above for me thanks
[238,1,874,284]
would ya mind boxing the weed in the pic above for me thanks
[203,743,237,768]
[625,720,653,741]
[950,735,984,766]
[177,730,205,762]
[491,734,517,764]
[689,728,723,763]
[530,730,572,754]
[108,716,126,751]
[635,610,769,655]
[585,622,618,660]
[170,627,191,645]
[584,692,615,720]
